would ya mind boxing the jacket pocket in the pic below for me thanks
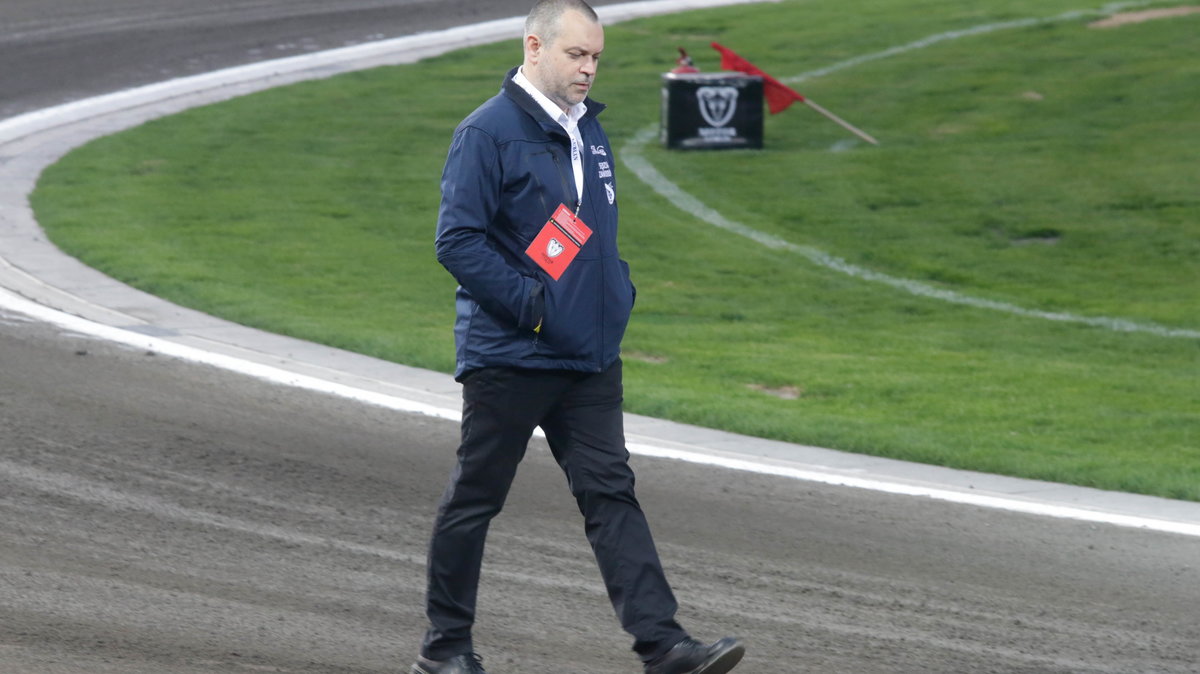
[533,260,600,358]
[464,302,532,363]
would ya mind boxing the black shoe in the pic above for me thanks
[644,637,744,674]
[411,652,488,674]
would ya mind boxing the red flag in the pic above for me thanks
[711,42,805,114]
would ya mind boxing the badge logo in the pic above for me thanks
[605,182,615,205]
[697,86,739,128]
[546,238,565,258]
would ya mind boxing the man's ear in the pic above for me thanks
[524,34,542,63]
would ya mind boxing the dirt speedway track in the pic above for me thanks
[2,2,1199,672]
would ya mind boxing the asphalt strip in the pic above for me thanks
[1,0,1198,538]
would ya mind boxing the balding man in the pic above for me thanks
[414,2,745,673]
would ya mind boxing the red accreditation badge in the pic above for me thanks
[525,204,593,281]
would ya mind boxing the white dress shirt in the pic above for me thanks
[513,67,587,208]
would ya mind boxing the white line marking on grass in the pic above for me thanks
[783,1,1156,84]
[622,128,1200,338]
[621,1,1200,340]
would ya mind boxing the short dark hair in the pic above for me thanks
[525,0,599,47]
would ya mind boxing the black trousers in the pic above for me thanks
[420,360,687,662]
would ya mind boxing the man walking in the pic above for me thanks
[413,2,745,673]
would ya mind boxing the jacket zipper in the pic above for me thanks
[548,142,576,208]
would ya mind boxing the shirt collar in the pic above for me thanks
[514,66,587,132]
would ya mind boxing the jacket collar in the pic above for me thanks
[501,66,605,137]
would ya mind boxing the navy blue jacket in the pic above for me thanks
[435,68,635,380]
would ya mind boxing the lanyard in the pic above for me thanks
[568,129,584,211]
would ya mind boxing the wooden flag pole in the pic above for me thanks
[801,97,880,146]
[708,41,879,145]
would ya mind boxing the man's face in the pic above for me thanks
[526,10,604,111]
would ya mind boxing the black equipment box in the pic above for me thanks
[660,72,764,150]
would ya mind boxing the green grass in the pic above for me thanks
[31,0,1200,500]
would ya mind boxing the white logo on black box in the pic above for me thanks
[696,86,739,141]
[697,86,738,128]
